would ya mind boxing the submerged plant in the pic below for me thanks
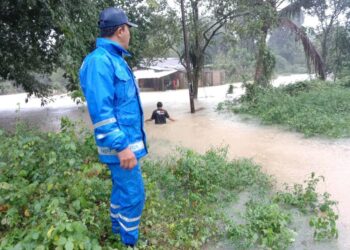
[228,201,296,250]
[274,173,339,241]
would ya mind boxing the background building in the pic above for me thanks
[134,58,225,91]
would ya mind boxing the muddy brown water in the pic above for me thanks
[0,75,349,249]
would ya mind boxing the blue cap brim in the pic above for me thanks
[127,21,138,28]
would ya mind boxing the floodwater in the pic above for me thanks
[0,74,349,249]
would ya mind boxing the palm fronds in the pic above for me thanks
[279,17,326,79]
[278,0,310,19]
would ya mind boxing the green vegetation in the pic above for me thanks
[218,80,350,138]
[274,173,339,241]
[0,81,23,95]
[0,120,338,249]
[228,173,338,249]
[142,148,272,249]
[0,0,175,97]
[228,202,295,250]
[2,0,349,99]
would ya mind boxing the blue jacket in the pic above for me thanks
[79,38,147,164]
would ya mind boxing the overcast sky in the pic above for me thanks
[304,15,319,28]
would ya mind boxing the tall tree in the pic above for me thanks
[180,0,196,113]
[306,0,350,75]
[327,22,350,79]
[229,0,325,86]
[202,0,326,87]
[1,0,65,97]
[169,0,247,98]
[0,0,171,98]
[268,15,309,74]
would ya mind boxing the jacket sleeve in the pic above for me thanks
[80,55,129,152]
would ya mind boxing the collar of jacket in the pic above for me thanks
[96,38,131,57]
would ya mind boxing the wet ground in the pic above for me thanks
[0,74,349,249]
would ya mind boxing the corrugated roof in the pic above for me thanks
[140,58,185,71]
[134,69,177,79]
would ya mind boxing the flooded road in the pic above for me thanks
[0,74,349,249]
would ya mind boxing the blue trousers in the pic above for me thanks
[108,162,145,245]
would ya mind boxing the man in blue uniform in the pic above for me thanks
[79,7,147,247]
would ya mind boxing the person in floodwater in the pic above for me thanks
[146,102,175,124]
[79,7,146,248]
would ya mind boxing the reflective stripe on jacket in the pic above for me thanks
[79,38,147,163]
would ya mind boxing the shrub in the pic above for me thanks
[219,80,350,138]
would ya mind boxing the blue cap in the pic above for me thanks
[98,7,138,29]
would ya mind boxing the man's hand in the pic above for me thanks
[117,148,137,169]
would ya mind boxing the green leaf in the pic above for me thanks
[65,224,73,232]
[65,240,74,250]
[48,183,54,191]
[57,236,67,246]
[32,232,40,240]
[0,182,12,190]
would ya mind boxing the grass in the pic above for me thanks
[218,80,350,138]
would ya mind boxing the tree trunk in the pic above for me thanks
[254,27,269,87]
[193,66,200,98]
[180,0,195,113]
[321,33,329,76]
[191,0,201,99]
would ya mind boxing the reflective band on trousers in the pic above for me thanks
[119,221,139,232]
[97,140,145,155]
[94,117,117,129]
[96,128,120,140]
[111,212,141,223]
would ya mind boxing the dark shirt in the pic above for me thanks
[151,108,170,124]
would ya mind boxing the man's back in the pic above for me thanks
[151,108,169,124]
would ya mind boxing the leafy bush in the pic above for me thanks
[228,173,338,250]
[145,148,271,203]
[309,192,338,241]
[338,76,350,88]
[0,121,107,249]
[228,202,295,250]
[274,173,339,241]
[0,120,338,249]
[0,122,272,249]
[219,80,350,138]
[141,148,272,249]
[282,80,318,96]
